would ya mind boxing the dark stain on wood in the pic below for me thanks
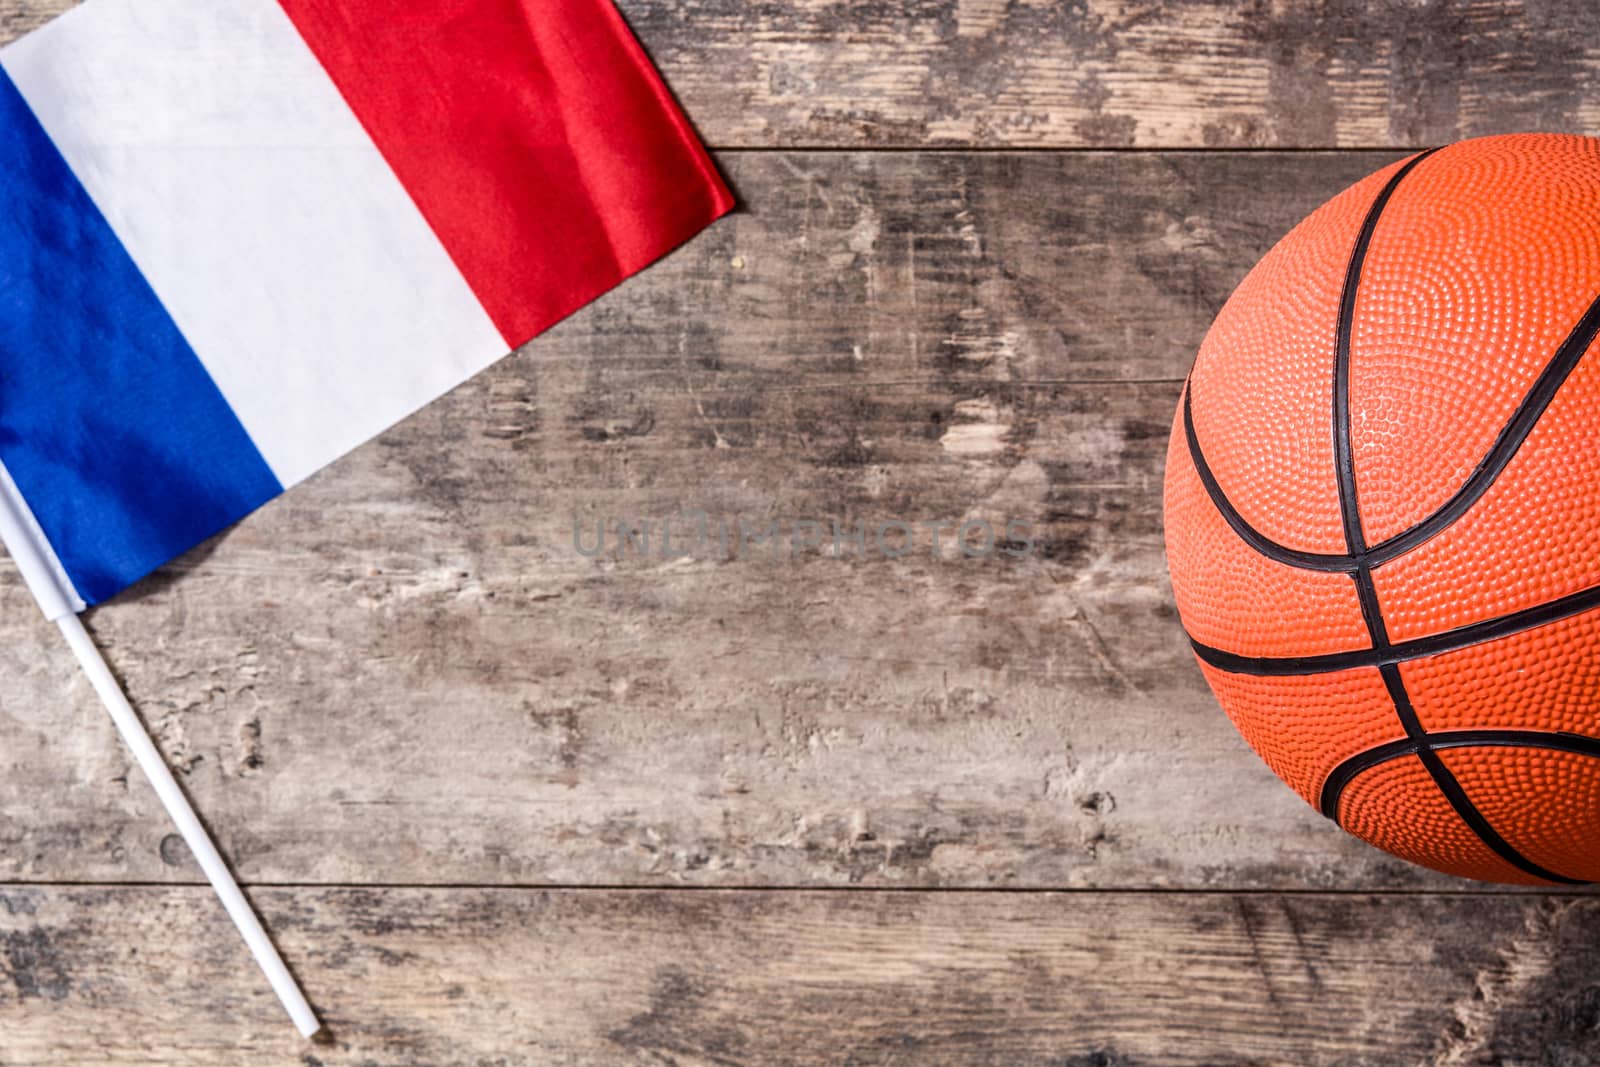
[0,924,69,1002]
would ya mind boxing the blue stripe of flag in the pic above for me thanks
[0,67,282,606]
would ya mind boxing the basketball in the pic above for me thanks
[1165,133,1600,885]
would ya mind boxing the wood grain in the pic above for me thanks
[6,1,1600,148]
[0,151,1442,891]
[632,0,1600,149]
[0,0,1584,1054]
[4,885,1597,1065]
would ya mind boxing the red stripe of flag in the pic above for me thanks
[274,0,734,347]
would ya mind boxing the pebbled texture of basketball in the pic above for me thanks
[1164,133,1600,885]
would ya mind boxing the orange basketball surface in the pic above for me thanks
[1164,133,1600,885]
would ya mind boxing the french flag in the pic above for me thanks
[0,0,734,619]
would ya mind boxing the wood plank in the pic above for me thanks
[8,1,1600,148]
[0,0,58,40]
[3,885,1595,1064]
[1,150,1482,891]
[633,1,1600,149]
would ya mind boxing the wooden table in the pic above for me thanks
[4,2,1599,1063]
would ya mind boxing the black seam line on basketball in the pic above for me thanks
[1177,149,1433,575]
[1318,729,1600,820]
[1329,144,1583,886]
[1333,152,1429,722]
[1184,143,1600,577]
[1351,565,1394,650]
[1374,657,1577,883]
[1376,666,1583,884]
[1333,155,1442,838]
[1333,148,1438,561]
[1416,745,1585,884]
[1341,668,1587,885]
[1181,384,1356,572]
[1187,568,1600,677]
[1182,284,1600,574]
[1360,288,1600,567]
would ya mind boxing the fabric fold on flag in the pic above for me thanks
[0,0,733,616]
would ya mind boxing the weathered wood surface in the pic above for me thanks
[2,0,1588,1056]
[4,885,1596,1065]
[0,151,1437,891]
[6,0,1600,148]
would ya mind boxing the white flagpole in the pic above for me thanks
[56,615,321,1038]
[0,468,318,1037]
